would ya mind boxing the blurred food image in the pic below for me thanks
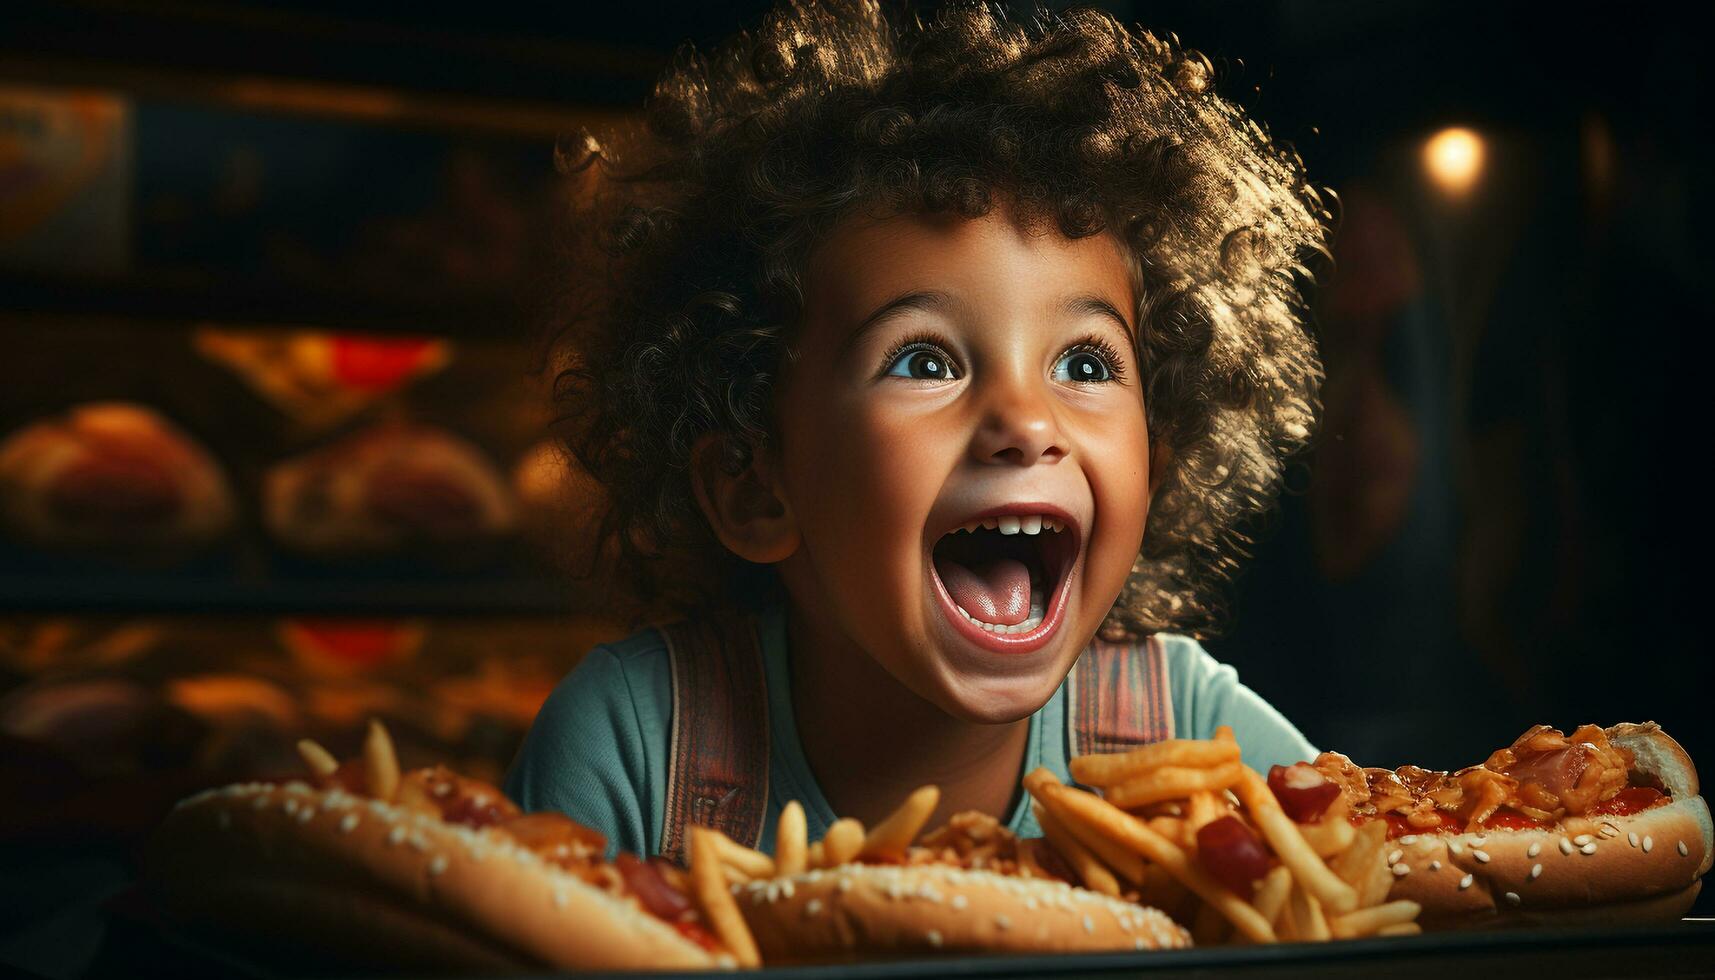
[0,402,235,556]
[263,423,516,560]
[195,327,451,433]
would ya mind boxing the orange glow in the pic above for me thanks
[1423,127,1485,196]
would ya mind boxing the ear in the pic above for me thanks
[1148,438,1173,494]
[689,432,800,564]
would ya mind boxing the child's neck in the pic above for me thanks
[784,604,1031,832]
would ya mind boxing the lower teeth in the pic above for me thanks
[956,589,1049,635]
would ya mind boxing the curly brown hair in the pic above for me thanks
[547,0,1326,637]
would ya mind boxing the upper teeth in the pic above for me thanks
[954,515,1061,535]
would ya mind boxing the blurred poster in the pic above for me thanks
[131,102,547,298]
[0,87,131,275]
[195,326,452,432]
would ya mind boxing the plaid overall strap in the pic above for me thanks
[658,613,771,865]
[1067,633,1175,758]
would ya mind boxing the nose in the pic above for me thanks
[969,370,1067,466]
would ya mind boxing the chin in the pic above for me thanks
[919,638,1083,726]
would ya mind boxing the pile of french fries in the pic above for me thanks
[1026,727,1420,944]
[686,786,944,967]
[682,727,1422,961]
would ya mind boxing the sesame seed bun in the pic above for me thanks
[734,863,1190,964]
[1382,723,1712,929]
[146,781,722,972]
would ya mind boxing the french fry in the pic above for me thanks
[1017,838,1051,879]
[1048,805,1147,883]
[1214,725,1235,743]
[1185,790,1225,837]
[1287,883,1330,942]
[1252,865,1292,926]
[395,778,436,814]
[1035,804,1121,896]
[1378,922,1423,937]
[690,827,760,968]
[1138,864,1190,919]
[1069,740,1242,786]
[1277,893,1299,942]
[820,817,864,867]
[1299,814,1356,858]
[1146,815,1186,849]
[1232,767,1357,914]
[712,831,776,880]
[1139,800,1186,819]
[776,801,807,876]
[806,842,825,869]
[1106,762,1245,810]
[1038,782,1275,943]
[363,719,399,803]
[1191,898,1230,945]
[859,785,939,860]
[1329,900,1421,939]
[1328,820,1392,908]
[296,738,338,779]
[655,860,691,893]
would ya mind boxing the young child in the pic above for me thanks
[507,0,1326,861]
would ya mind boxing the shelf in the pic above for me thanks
[0,273,538,338]
[0,572,586,618]
[2,1,665,123]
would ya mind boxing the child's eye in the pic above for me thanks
[883,344,960,381]
[1052,341,1124,384]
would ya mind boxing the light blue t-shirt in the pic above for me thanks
[505,605,1315,858]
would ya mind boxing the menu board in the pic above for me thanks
[0,87,131,276]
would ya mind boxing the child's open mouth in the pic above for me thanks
[927,506,1079,653]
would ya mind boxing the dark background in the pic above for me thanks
[23,0,1684,776]
[2,0,1711,969]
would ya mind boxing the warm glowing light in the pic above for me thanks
[1423,127,1485,196]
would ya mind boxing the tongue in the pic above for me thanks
[935,556,1032,626]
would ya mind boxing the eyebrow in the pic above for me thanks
[838,288,1135,357]
[1063,294,1136,342]
[839,289,951,357]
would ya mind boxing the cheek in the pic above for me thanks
[1077,403,1153,599]
[783,395,951,579]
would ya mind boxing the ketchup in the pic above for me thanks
[1029,839,1079,885]
[1588,786,1665,817]
[1370,789,1665,839]
[616,854,693,921]
[441,795,513,829]
[673,920,723,952]
[1267,763,1341,822]
[326,760,370,795]
[1480,809,1550,832]
[1378,812,1459,839]
[1196,816,1273,895]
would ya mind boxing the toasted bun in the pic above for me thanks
[1384,722,1712,928]
[735,863,1189,964]
[263,424,514,556]
[0,402,234,550]
[146,781,721,973]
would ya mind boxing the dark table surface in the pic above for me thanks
[72,914,1715,980]
[3,838,1711,979]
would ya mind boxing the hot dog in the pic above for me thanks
[145,721,746,972]
[1314,721,1712,928]
[722,789,1191,963]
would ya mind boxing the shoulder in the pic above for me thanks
[1154,632,1238,691]
[503,625,675,857]
[1152,632,1319,771]
[533,628,674,738]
